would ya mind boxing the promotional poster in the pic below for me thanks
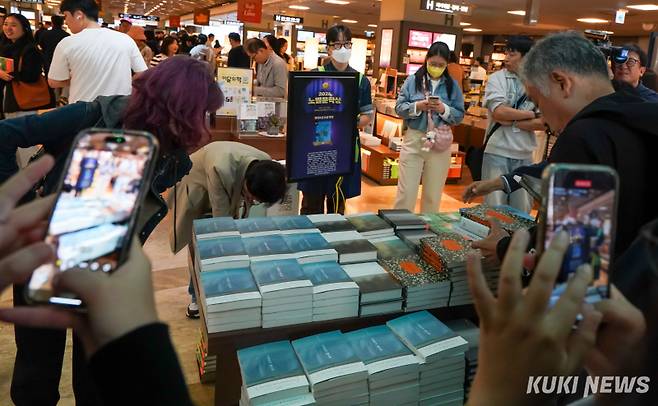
[287,72,358,182]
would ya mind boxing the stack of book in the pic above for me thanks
[250,259,313,328]
[307,214,356,233]
[459,204,535,235]
[446,319,480,402]
[420,233,499,307]
[195,330,216,383]
[342,262,403,316]
[271,215,320,234]
[397,228,438,251]
[345,325,421,406]
[301,262,359,322]
[235,217,279,236]
[346,213,395,239]
[237,340,315,406]
[196,235,250,272]
[322,231,378,264]
[282,233,338,264]
[370,235,415,260]
[421,212,461,235]
[199,267,262,332]
[378,209,428,232]
[387,311,468,406]
[242,234,296,262]
[378,254,451,312]
[193,217,238,239]
[292,331,369,406]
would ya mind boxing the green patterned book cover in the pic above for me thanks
[459,204,535,234]
[420,233,471,270]
[422,212,461,234]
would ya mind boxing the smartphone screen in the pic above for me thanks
[27,131,156,306]
[543,165,617,307]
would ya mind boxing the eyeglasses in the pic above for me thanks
[329,42,352,50]
[616,57,641,68]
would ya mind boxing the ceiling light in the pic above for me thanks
[627,4,658,10]
[577,18,609,23]
[463,28,482,32]
[459,22,471,26]
[289,5,310,10]
[507,10,526,16]
[325,0,350,4]
[368,24,378,27]
[342,19,358,23]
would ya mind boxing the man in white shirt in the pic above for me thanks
[48,0,147,103]
[470,57,487,81]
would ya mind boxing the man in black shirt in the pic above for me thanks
[37,15,69,77]
[227,32,250,69]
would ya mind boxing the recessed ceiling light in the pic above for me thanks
[368,24,378,27]
[342,19,358,23]
[289,5,310,10]
[627,4,658,10]
[463,28,482,32]
[459,22,471,26]
[507,10,526,16]
[325,0,350,4]
[577,18,609,23]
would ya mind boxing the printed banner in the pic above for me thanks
[216,68,253,116]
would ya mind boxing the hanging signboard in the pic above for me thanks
[420,0,471,15]
[274,14,303,24]
[238,0,263,24]
[286,72,359,182]
[194,8,210,25]
[216,68,253,116]
[169,15,181,28]
[118,13,160,22]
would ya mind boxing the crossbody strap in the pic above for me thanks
[482,93,529,149]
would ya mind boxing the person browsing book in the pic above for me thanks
[245,38,289,98]
[167,142,287,318]
[297,24,374,215]
[393,41,465,214]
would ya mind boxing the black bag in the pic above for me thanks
[465,94,529,181]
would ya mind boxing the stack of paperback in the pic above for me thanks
[396,228,438,251]
[199,267,262,332]
[193,217,238,239]
[195,330,216,383]
[238,340,315,406]
[307,214,356,233]
[283,233,338,264]
[271,215,320,234]
[378,254,451,312]
[345,326,421,406]
[387,311,468,406]
[250,259,313,328]
[346,213,395,239]
[421,212,461,235]
[342,262,403,316]
[301,262,359,322]
[459,204,535,235]
[370,235,415,261]
[235,217,279,236]
[196,235,249,272]
[420,233,499,307]
[446,319,480,402]
[242,234,296,262]
[292,331,369,406]
[322,231,378,264]
[378,209,428,232]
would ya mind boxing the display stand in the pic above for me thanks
[207,115,287,160]
[189,245,477,406]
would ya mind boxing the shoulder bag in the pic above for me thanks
[12,52,53,110]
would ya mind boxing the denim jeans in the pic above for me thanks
[189,278,196,304]
[482,152,533,213]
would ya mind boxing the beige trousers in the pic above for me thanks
[394,128,451,213]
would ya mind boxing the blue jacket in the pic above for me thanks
[395,74,465,131]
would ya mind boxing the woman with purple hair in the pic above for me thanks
[0,55,222,406]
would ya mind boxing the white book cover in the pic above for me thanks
[321,230,364,243]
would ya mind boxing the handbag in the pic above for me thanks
[11,53,53,110]
[422,108,453,153]
[465,93,529,181]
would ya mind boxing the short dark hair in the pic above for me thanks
[623,43,648,67]
[245,160,287,205]
[197,33,207,44]
[507,35,534,56]
[327,24,352,44]
[145,29,155,41]
[228,32,241,42]
[51,15,64,28]
[449,51,458,63]
[60,0,99,21]
[208,33,214,38]
[245,38,266,54]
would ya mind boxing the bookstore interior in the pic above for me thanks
[3,0,658,405]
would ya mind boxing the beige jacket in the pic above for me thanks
[168,142,270,253]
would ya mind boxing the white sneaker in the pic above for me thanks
[186,302,200,319]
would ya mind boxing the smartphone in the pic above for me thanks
[25,129,159,307]
[537,164,617,308]
[428,96,440,103]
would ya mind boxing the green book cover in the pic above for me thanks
[459,204,535,234]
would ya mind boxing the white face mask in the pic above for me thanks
[332,47,351,64]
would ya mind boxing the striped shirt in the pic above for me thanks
[150,53,168,68]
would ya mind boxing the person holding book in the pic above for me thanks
[150,36,178,68]
[393,41,465,214]
[297,25,374,215]
[167,142,287,318]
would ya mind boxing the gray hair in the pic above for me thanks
[520,31,609,96]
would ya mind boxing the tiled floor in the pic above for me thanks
[0,176,476,405]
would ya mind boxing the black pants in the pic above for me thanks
[300,192,346,215]
[11,284,101,406]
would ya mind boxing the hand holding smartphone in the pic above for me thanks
[25,129,158,308]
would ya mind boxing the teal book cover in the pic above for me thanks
[272,216,316,231]
[372,237,415,260]
[387,311,455,350]
[238,340,304,387]
[283,233,331,253]
[242,235,291,257]
[201,267,258,298]
[197,236,246,260]
[250,259,306,286]
[345,325,414,364]
[235,217,278,234]
[292,330,360,374]
[302,262,352,286]
[193,217,237,235]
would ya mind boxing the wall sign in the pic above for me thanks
[286,72,359,182]
[274,14,303,24]
[420,0,471,15]
[118,13,160,22]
